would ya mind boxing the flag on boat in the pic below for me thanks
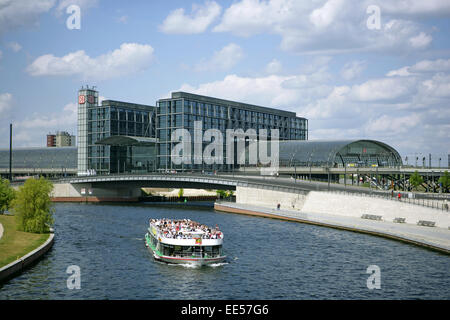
[195,238,202,245]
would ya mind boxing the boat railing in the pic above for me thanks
[163,251,225,259]
[151,228,223,240]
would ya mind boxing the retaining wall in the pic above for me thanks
[51,183,142,202]
[235,187,450,229]
[236,186,307,210]
[0,233,54,283]
[301,191,450,229]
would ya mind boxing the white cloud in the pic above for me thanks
[7,42,22,52]
[409,32,432,48]
[177,54,450,154]
[116,15,128,24]
[13,101,78,146]
[379,1,450,17]
[309,0,345,28]
[213,0,298,37]
[340,60,366,80]
[159,1,221,34]
[98,95,107,105]
[54,0,98,16]
[387,58,450,77]
[0,93,13,113]
[386,66,411,77]
[265,59,282,74]
[0,0,55,35]
[194,43,244,72]
[366,113,421,135]
[349,77,416,102]
[178,68,334,111]
[410,58,450,73]
[418,73,450,99]
[213,0,436,54]
[179,74,300,108]
[26,43,155,80]
[17,102,77,130]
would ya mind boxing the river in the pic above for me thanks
[0,202,448,299]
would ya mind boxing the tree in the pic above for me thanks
[225,190,234,198]
[216,190,234,199]
[0,178,15,214]
[11,177,54,233]
[409,170,423,191]
[438,171,450,193]
[216,190,227,199]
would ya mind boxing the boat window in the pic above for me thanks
[212,245,222,256]
[204,246,212,257]
[161,243,174,256]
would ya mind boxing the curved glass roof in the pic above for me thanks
[277,139,402,167]
[95,135,157,146]
[0,147,77,169]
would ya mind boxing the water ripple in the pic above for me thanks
[0,202,449,299]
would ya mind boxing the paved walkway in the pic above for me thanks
[0,223,3,241]
[215,202,450,254]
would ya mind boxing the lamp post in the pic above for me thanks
[9,123,12,182]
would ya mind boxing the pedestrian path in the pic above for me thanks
[215,202,450,254]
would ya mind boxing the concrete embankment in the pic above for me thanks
[236,187,450,228]
[215,202,450,254]
[50,182,141,202]
[0,233,54,283]
[219,186,450,254]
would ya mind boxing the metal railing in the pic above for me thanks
[157,251,225,259]
[327,189,449,212]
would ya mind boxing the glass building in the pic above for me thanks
[277,140,403,167]
[156,92,308,171]
[0,147,77,178]
[77,87,157,175]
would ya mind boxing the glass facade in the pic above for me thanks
[0,147,77,170]
[277,140,403,167]
[78,87,156,174]
[156,92,308,171]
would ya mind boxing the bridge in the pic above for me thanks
[59,172,449,202]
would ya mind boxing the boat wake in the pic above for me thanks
[207,262,229,268]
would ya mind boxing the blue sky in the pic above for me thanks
[0,0,449,165]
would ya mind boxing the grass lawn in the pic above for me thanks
[0,215,50,268]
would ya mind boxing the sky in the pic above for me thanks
[0,0,449,165]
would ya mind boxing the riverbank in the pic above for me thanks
[0,215,53,282]
[214,202,450,255]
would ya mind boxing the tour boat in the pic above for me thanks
[145,218,226,266]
